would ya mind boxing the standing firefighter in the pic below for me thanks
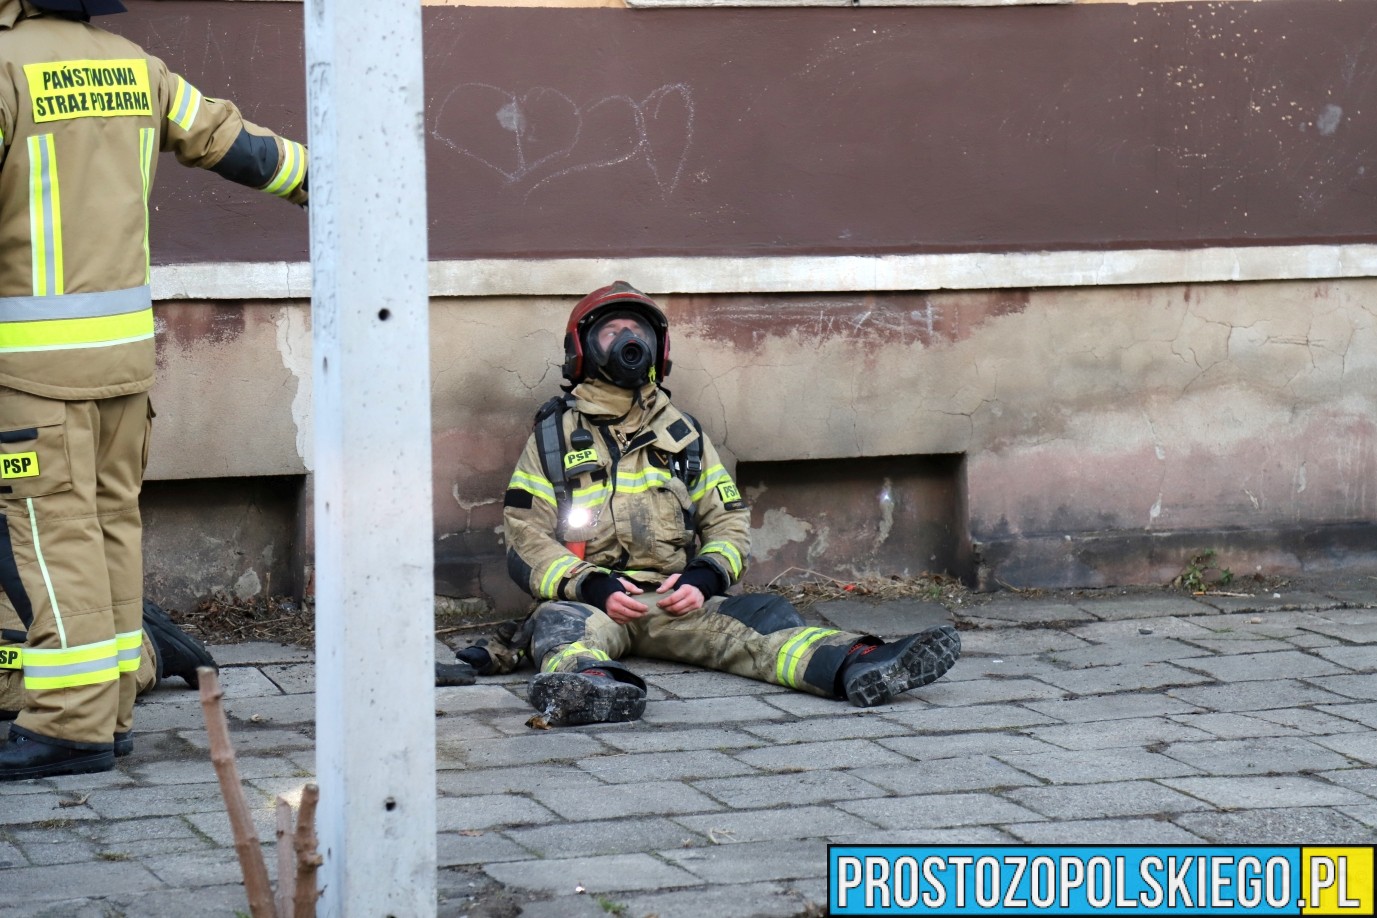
[495,281,962,726]
[0,0,308,780]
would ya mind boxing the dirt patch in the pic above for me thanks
[175,592,316,647]
[742,569,972,613]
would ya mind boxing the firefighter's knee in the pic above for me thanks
[717,593,804,634]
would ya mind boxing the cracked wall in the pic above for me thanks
[147,277,1377,604]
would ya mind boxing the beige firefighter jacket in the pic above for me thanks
[504,379,750,605]
[0,0,308,399]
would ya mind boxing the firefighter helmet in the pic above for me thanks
[25,0,126,18]
[562,281,671,386]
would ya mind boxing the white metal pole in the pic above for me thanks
[303,0,436,912]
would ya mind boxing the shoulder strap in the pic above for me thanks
[533,395,574,533]
[678,411,704,487]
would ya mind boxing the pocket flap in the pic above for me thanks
[0,390,64,431]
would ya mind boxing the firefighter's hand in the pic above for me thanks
[655,574,704,616]
[606,579,649,625]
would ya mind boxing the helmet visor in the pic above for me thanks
[587,311,654,363]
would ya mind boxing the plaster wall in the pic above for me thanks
[144,277,1377,606]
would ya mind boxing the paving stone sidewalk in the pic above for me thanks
[3,582,1376,917]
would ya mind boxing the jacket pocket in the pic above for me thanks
[0,390,73,500]
[652,477,695,550]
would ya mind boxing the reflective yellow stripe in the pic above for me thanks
[139,127,155,283]
[23,638,118,690]
[0,307,154,353]
[613,467,675,494]
[700,541,744,578]
[543,641,609,673]
[263,139,305,197]
[26,497,66,648]
[509,469,556,507]
[570,481,609,511]
[690,464,728,502]
[168,76,202,131]
[774,627,838,689]
[116,628,143,673]
[538,554,579,599]
[28,134,63,297]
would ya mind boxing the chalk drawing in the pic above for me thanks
[430,82,695,201]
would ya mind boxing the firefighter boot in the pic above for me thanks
[0,730,115,781]
[143,600,217,689]
[113,731,133,758]
[840,626,962,707]
[528,666,647,727]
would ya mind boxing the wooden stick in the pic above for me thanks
[293,783,323,918]
[198,666,275,918]
[275,797,296,918]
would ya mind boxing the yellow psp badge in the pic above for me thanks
[0,452,39,479]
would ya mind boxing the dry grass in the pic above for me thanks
[178,592,316,647]
[741,567,971,613]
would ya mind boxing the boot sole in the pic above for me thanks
[0,750,115,781]
[845,626,962,707]
[528,672,646,727]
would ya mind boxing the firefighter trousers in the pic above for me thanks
[531,593,870,699]
[0,388,152,749]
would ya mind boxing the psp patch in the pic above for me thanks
[0,452,39,479]
[0,646,20,669]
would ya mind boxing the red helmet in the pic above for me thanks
[562,281,671,385]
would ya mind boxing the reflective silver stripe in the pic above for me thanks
[0,285,152,322]
[28,134,62,297]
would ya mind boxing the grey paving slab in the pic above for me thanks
[592,726,766,753]
[0,860,166,901]
[742,712,910,744]
[128,754,301,787]
[211,665,284,699]
[639,695,797,725]
[435,763,607,798]
[82,782,230,820]
[1004,818,1207,843]
[1341,804,1377,829]
[0,838,25,867]
[513,897,627,918]
[1307,674,1377,701]
[1176,650,1352,683]
[674,804,881,842]
[436,829,535,866]
[1181,637,1294,655]
[620,880,816,918]
[454,732,610,768]
[1192,593,1342,614]
[1161,775,1375,809]
[1316,768,1377,799]
[1035,662,1212,695]
[1322,589,1377,607]
[1043,636,1215,669]
[694,770,888,809]
[1161,736,1358,775]
[1287,633,1342,649]
[849,755,1041,795]
[838,792,1044,829]
[1167,680,1352,713]
[259,662,315,694]
[1173,807,1377,843]
[879,702,1061,733]
[0,791,101,825]
[958,629,1094,656]
[142,848,253,887]
[125,700,217,731]
[914,676,1067,707]
[732,739,911,772]
[433,683,532,716]
[876,732,1066,760]
[828,826,1019,845]
[1075,593,1217,619]
[662,838,826,883]
[1006,780,1216,819]
[1169,711,1320,739]
[105,883,251,917]
[176,724,315,754]
[1317,701,1377,729]
[996,748,1203,784]
[432,715,507,746]
[532,780,723,820]
[207,641,312,665]
[1026,716,1216,751]
[576,749,757,784]
[815,598,954,637]
[945,653,1069,682]
[1296,619,1377,643]
[1024,693,1203,723]
[1249,706,1375,735]
[183,804,279,845]
[1314,645,1377,671]
[759,690,924,719]
[434,793,560,832]
[646,671,790,699]
[958,598,1096,625]
[484,852,703,894]
[503,817,705,858]
[12,836,99,867]
[1066,616,1219,643]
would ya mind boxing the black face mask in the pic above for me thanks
[596,327,655,388]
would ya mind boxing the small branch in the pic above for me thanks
[293,783,323,918]
[199,667,275,918]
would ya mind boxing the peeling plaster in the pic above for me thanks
[273,306,314,471]
[749,507,813,559]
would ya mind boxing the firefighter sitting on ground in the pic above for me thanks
[458,281,962,726]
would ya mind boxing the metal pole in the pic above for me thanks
[303,0,436,913]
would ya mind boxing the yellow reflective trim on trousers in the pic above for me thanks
[264,140,305,196]
[543,641,609,673]
[23,638,119,690]
[28,134,64,297]
[116,629,143,672]
[509,469,556,507]
[139,127,155,283]
[700,541,743,578]
[25,497,66,648]
[538,554,579,599]
[689,465,728,502]
[0,307,155,352]
[774,628,838,689]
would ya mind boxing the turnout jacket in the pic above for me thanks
[504,379,750,605]
[0,0,308,399]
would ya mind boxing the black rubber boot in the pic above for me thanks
[840,626,962,707]
[143,600,217,689]
[113,731,133,758]
[0,731,114,781]
[528,667,647,727]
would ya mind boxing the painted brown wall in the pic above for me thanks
[114,0,1377,262]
